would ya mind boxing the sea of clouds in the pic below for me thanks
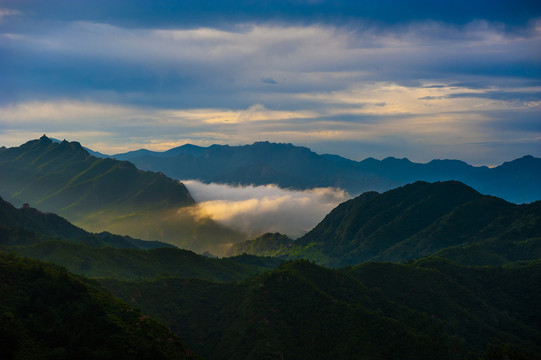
[182,180,350,238]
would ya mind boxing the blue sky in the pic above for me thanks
[1,0,540,165]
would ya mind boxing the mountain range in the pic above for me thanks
[1,136,541,359]
[3,190,539,358]
[227,181,541,267]
[104,141,541,204]
[0,136,244,254]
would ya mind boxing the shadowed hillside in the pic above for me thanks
[103,259,541,360]
[0,252,200,360]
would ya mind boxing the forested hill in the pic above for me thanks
[0,135,193,217]
[0,252,200,359]
[103,258,541,360]
[106,141,541,203]
[0,195,175,249]
[228,181,541,267]
[0,136,243,254]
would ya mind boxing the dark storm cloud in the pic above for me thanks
[3,0,540,29]
[447,91,541,102]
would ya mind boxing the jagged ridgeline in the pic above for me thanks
[0,252,200,360]
[0,136,243,254]
[108,141,541,204]
[228,181,541,267]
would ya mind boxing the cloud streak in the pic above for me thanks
[183,180,350,238]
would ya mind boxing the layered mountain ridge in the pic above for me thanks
[0,196,280,281]
[1,149,540,358]
[102,141,540,204]
[0,136,244,254]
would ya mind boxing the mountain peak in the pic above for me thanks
[38,134,53,144]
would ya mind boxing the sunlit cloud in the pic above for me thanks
[183,180,350,238]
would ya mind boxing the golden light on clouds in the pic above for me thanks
[183,180,350,237]
[0,80,539,159]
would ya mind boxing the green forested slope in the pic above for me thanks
[225,232,294,257]
[0,195,173,249]
[103,259,541,360]
[229,181,541,267]
[0,252,200,360]
[0,136,243,254]
[9,241,280,281]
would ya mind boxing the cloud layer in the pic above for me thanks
[183,180,350,238]
[0,2,540,165]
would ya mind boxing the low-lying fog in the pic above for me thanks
[182,180,351,239]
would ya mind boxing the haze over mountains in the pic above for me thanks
[105,141,541,204]
[0,196,279,281]
[2,136,540,252]
[0,136,243,255]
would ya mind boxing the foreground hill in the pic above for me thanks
[0,252,199,360]
[228,181,541,267]
[107,141,541,203]
[0,136,243,254]
[103,258,541,360]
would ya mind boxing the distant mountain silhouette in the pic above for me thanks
[101,141,540,203]
[228,181,541,267]
[0,136,243,254]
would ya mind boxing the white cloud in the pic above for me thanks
[0,9,19,21]
[183,180,350,238]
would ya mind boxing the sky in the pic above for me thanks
[1,0,540,166]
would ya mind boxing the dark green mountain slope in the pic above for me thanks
[229,181,541,267]
[0,251,199,360]
[103,259,541,360]
[0,136,244,254]
[0,195,279,281]
[9,241,281,281]
[0,196,173,249]
[225,232,294,257]
[0,136,193,215]
[106,141,540,204]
